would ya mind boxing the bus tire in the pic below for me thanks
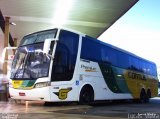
[146,89,151,102]
[140,89,147,103]
[79,85,94,105]
[147,89,151,98]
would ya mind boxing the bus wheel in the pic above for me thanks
[140,89,147,103]
[79,85,94,105]
[146,89,151,103]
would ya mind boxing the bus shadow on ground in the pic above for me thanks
[46,100,131,117]
[48,101,128,118]
[48,98,160,118]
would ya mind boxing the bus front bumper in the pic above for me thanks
[9,87,51,101]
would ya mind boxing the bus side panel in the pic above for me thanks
[80,35,158,100]
[78,60,132,101]
[124,71,158,98]
[49,77,80,102]
[99,63,158,99]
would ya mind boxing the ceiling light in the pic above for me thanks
[53,0,74,27]
[10,22,16,26]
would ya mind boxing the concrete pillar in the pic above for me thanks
[3,17,10,74]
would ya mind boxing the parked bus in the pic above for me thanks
[9,28,158,104]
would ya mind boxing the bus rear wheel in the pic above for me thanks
[140,89,148,103]
[146,89,151,102]
[79,85,94,105]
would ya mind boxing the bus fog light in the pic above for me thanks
[35,82,51,88]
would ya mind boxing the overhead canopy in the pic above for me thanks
[0,0,138,45]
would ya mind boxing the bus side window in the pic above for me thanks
[51,30,79,81]
[54,51,62,65]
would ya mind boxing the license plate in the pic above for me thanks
[19,92,25,96]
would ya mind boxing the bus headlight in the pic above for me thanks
[35,82,51,88]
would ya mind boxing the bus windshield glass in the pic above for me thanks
[19,29,57,46]
[10,43,51,79]
[10,29,57,80]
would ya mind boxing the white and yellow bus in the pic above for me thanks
[9,28,158,104]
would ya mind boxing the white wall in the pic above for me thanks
[0,34,4,73]
[0,33,16,76]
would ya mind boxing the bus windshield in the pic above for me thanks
[10,29,57,80]
[10,43,51,79]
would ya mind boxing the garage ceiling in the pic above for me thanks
[0,0,138,45]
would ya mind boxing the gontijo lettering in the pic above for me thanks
[128,72,146,80]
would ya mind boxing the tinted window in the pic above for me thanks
[101,46,117,66]
[81,36,101,62]
[81,36,157,76]
[51,30,79,81]
[117,52,129,69]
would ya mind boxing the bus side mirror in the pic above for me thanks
[43,38,54,54]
